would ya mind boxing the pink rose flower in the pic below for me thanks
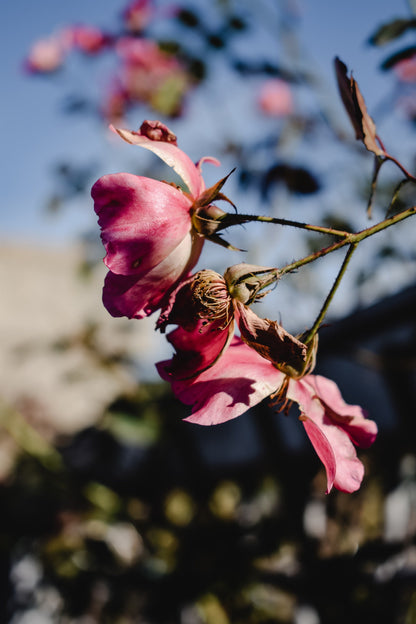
[157,337,377,493]
[92,120,221,319]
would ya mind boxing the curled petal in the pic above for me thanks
[300,416,337,493]
[301,414,364,494]
[111,125,210,198]
[287,377,371,493]
[157,338,284,425]
[196,156,221,171]
[92,173,192,276]
[103,233,203,318]
[310,376,378,448]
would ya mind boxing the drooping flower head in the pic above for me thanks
[92,120,239,319]
[157,264,377,494]
[158,263,309,380]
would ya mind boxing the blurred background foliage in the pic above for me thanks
[2,0,416,622]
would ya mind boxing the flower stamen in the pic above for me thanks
[270,376,293,415]
[191,270,233,330]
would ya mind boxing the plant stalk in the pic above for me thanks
[303,243,357,345]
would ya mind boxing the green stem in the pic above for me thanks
[303,243,357,345]
[386,178,412,218]
[367,157,384,218]
[228,213,350,238]
[279,204,416,277]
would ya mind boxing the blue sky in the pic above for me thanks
[1,0,411,244]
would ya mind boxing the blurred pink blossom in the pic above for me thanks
[65,24,112,54]
[394,55,416,83]
[258,78,293,117]
[113,37,191,117]
[24,34,69,73]
[122,0,154,32]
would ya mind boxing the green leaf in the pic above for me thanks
[368,18,416,46]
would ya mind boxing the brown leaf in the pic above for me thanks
[334,57,385,157]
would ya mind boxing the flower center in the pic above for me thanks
[191,270,233,329]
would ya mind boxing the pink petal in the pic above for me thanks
[157,271,233,378]
[196,156,221,172]
[287,377,368,493]
[92,173,192,276]
[301,415,364,494]
[111,125,210,198]
[309,375,378,448]
[103,233,203,318]
[163,318,234,379]
[300,417,336,493]
[157,338,284,425]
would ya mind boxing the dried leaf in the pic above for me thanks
[334,57,385,156]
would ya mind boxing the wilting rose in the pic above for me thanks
[92,120,226,319]
[158,337,377,493]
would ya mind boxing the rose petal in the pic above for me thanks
[164,318,234,379]
[157,338,284,425]
[287,377,368,493]
[103,232,203,318]
[92,173,192,276]
[111,125,208,198]
[310,375,378,448]
[301,415,364,493]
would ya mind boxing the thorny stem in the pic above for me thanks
[303,243,357,345]
[244,205,416,318]
[233,213,350,238]
[279,204,416,277]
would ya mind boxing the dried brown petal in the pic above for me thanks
[334,57,385,157]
